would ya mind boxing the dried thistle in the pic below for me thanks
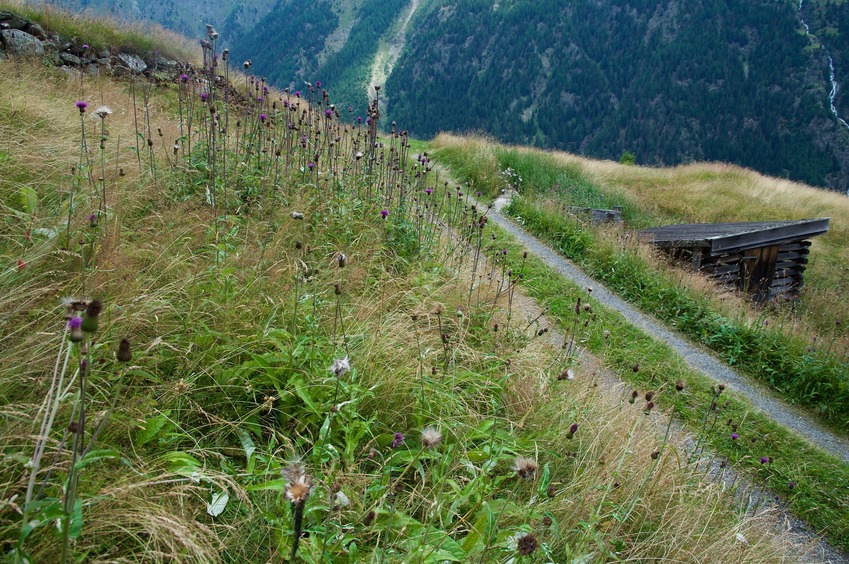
[514,456,537,480]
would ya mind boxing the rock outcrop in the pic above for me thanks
[0,10,181,78]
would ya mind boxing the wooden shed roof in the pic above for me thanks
[638,218,830,255]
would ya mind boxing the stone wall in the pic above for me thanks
[0,10,183,78]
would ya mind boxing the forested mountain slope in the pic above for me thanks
[50,0,849,190]
[388,0,849,190]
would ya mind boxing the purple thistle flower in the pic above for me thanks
[789,481,795,490]
[380,209,388,219]
[263,86,269,93]
[325,109,332,118]
[307,163,315,171]
[68,317,82,330]
[760,456,769,464]
[731,433,739,440]
[75,101,88,113]
[180,73,190,83]
[366,118,371,125]
[425,188,432,195]
[82,44,89,50]
[294,91,301,98]
[259,113,267,122]
[315,80,322,88]
[347,106,353,112]
[477,191,482,197]
[200,92,209,102]
[257,96,263,103]
[357,116,363,123]
[391,432,404,449]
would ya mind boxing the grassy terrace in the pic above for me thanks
[0,7,842,562]
[431,134,849,552]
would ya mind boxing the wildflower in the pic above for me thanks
[566,422,578,439]
[259,113,267,122]
[243,60,251,69]
[731,433,739,440]
[325,109,332,118]
[81,44,89,50]
[516,533,538,556]
[546,485,556,498]
[391,432,404,449]
[645,391,654,402]
[557,368,575,381]
[514,456,537,480]
[760,456,770,464]
[675,380,685,392]
[61,297,82,318]
[80,300,102,333]
[116,338,132,362]
[307,162,315,171]
[789,481,796,490]
[421,426,442,449]
[425,188,432,195]
[629,390,638,404]
[75,101,88,113]
[282,462,312,561]
[380,209,388,219]
[87,213,98,228]
[68,317,84,343]
[180,73,190,83]
[355,151,363,160]
[283,463,312,505]
[644,401,654,414]
[200,92,209,102]
[542,515,552,526]
[329,356,350,377]
[294,90,301,98]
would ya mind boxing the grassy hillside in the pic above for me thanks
[432,134,849,427]
[0,9,833,563]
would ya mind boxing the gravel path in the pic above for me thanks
[490,195,849,464]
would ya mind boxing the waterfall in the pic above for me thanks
[799,1,849,194]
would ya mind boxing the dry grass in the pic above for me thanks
[0,57,819,562]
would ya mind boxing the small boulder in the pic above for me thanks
[60,51,82,66]
[1,29,44,57]
[84,63,99,75]
[155,56,178,69]
[26,22,47,40]
[0,11,28,30]
[115,52,146,73]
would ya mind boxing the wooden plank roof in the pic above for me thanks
[638,218,830,255]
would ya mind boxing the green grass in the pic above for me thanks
[477,211,849,553]
[432,137,849,432]
[0,14,837,563]
[0,1,193,60]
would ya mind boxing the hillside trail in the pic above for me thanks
[445,192,849,562]
[485,192,849,465]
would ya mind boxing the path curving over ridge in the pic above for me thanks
[489,195,849,465]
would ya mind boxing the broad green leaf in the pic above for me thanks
[537,462,551,497]
[19,186,37,214]
[136,412,170,447]
[207,490,229,517]
[246,478,286,492]
[75,448,121,470]
[237,428,256,468]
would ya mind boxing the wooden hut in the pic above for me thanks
[638,218,830,303]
